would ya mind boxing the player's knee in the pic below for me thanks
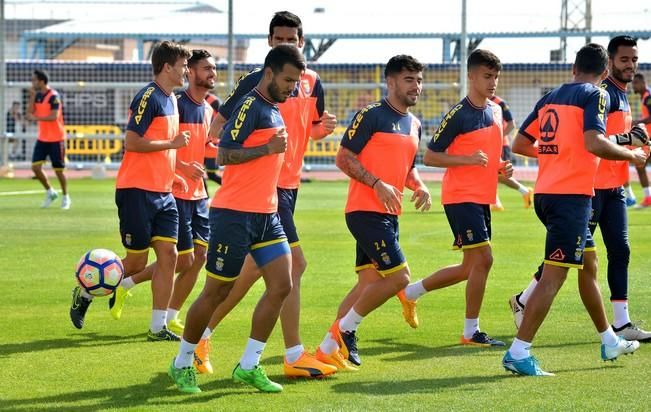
[292,253,307,277]
[156,244,178,266]
[473,249,493,273]
[31,164,40,173]
[269,278,293,301]
[202,280,233,302]
[390,271,410,291]
[176,253,194,273]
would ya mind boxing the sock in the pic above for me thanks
[201,327,213,340]
[644,187,651,197]
[150,309,167,333]
[285,344,304,364]
[519,278,539,306]
[120,277,135,290]
[612,301,631,329]
[494,194,503,206]
[174,339,197,369]
[517,184,530,195]
[340,308,364,332]
[625,185,635,199]
[80,289,94,300]
[46,187,56,195]
[167,308,179,322]
[319,332,339,355]
[509,338,532,360]
[240,338,266,370]
[405,280,427,301]
[600,327,618,346]
[463,318,479,339]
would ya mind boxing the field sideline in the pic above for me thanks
[0,178,650,411]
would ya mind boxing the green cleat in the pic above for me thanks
[232,363,283,393]
[168,359,201,393]
[108,285,132,320]
[168,318,185,336]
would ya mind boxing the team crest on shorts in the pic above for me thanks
[466,229,474,242]
[125,233,132,246]
[215,257,224,271]
[380,252,391,266]
[574,248,583,260]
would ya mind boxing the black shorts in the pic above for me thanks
[32,140,65,169]
[444,203,491,250]
[277,188,300,246]
[175,197,210,254]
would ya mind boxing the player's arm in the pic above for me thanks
[633,96,651,124]
[405,166,431,211]
[310,77,337,140]
[218,128,287,165]
[29,107,59,121]
[503,120,516,138]
[512,133,538,158]
[585,130,647,166]
[176,157,205,181]
[213,69,259,142]
[208,112,227,142]
[125,130,189,152]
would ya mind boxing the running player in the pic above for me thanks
[509,36,651,342]
[401,49,510,347]
[108,49,217,337]
[502,43,645,376]
[490,95,533,211]
[168,45,314,394]
[26,69,70,209]
[194,11,337,379]
[631,72,651,206]
[69,41,191,336]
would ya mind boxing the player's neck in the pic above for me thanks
[254,85,276,104]
[187,86,209,103]
[573,73,601,85]
[466,91,488,108]
[385,96,409,114]
[154,76,176,96]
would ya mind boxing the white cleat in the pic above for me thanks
[601,336,640,361]
[509,294,524,329]
[41,190,58,208]
[613,322,651,343]
[61,194,71,210]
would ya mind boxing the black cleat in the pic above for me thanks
[341,330,361,366]
[70,286,92,329]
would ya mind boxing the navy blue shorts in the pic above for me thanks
[175,197,210,254]
[277,188,299,246]
[444,203,492,250]
[345,211,407,276]
[32,140,65,169]
[535,194,592,268]
[115,188,179,253]
[205,208,289,281]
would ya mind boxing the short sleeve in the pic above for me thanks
[127,88,159,137]
[220,96,259,149]
[49,93,61,110]
[583,88,608,134]
[340,108,375,154]
[500,100,513,122]
[311,76,325,122]
[427,105,462,152]
[218,69,261,120]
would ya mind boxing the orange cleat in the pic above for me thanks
[315,348,358,372]
[397,289,419,328]
[284,351,337,378]
[193,338,214,374]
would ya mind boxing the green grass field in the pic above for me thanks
[1,178,650,411]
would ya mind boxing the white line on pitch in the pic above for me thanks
[0,190,44,196]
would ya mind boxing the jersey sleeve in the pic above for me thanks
[500,100,513,122]
[311,76,325,123]
[219,97,259,149]
[218,69,260,120]
[584,88,608,134]
[126,89,159,137]
[49,93,61,110]
[339,107,376,154]
[427,106,462,152]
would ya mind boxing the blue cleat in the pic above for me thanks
[625,196,637,207]
[502,351,554,376]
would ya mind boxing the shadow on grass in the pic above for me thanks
[331,374,511,395]
[0,332,146,358]
[0,372,246,411]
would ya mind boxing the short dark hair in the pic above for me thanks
[384,55,425,78]
[467,49,502,72]
[607,36,637,58]
[33,69,49,84]
[575,43,608,76]
[634,73,646,81]
[269,11,303,38]
[188,49,212,68]
[151,41,191,75]
[264,44,306,74]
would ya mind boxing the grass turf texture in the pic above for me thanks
[0,178,650,411]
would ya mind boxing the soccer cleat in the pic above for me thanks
[69,286,92,329]
[168,359,201,393]
[328,320,362,366]
[460,330,506,347]
[167,318,185,336]
[147,326,181,342]
[601,336,640,361]
[397,289,419,328]
[108,285,132,320]
[613,322,651,342]
[490,203,505,212]
[315,348,359,372]
[509,294,525,329]
[625,196,637,207]
[61,194,71,210]
[522,187,534,209]
[284,351,337,378]
[232,363,283,393]
[502,352,554,376]
[41,190,58,208]
[193,338,214,374]
[641,196,651,207]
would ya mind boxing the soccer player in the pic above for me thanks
[204,92,222,185]
[26,70,70,209]
[631,73,651,206]
[315,55,431,369]
[509,36,651,342]
[194,11,337,378]
[69,41,191,336]
[401,49,510,347]
[490,95,533,211]
[108,49,217,337]
[502,43,646,376]
[168,45,309,394]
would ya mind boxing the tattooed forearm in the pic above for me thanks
[335,147,377,187]
[218,145,269,165]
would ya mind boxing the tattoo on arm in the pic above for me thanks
[217,145,269,165]
[337,148,377,187]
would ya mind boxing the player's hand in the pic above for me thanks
[630,147,648,168]
[25,113,36,121]
[181,160,204,181]
[171,131,190,149]
[410,186,431,212]
[320,111,337,135]
[469,150,488,167]
[374,180,403,214]
[499,160,513,178]
[267,128,288,154]
[172,174,189,193]
[630,123,650,147]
